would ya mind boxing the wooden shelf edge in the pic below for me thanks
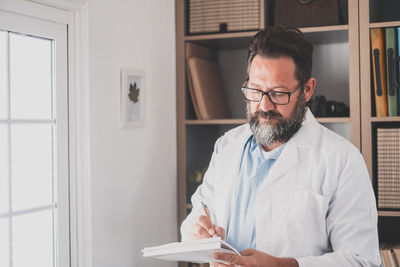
[371,116,400,122]
[300,24,348,33]
[186,117,350,125]
[185,31,258,41]
[316,117,350,123]
[185,119,247,125]
[378,210,400,217]
[184,25,349,42]
[370,21,400,29]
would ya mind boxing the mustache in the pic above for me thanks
[253,110,283,120]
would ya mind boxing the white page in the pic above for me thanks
[142,237,240,264]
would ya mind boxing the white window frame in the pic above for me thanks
[0,1,92,267]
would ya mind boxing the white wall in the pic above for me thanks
[87,0,177,266]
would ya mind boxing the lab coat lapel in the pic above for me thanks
[258,108,317,190]
[260,139,300,190]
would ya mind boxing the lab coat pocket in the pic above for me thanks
[288,190,329,247]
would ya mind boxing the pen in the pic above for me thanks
[201,201,217,237]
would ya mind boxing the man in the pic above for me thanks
[180,26,381,267]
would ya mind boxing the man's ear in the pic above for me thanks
[303,78,316,102]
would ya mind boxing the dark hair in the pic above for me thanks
[247,26,313,86]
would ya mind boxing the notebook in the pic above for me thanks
[142,237,240,264]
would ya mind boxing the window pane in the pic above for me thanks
[0,31,7,119]
[0,125,8,214]
[10,34,52,119]
[12,210,53,267]
[11,124,53,210]
[0,219,9,267]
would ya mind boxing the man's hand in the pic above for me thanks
[189,215,225,240]
[212,248,298,267]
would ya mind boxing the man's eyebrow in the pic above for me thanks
[248,82,289,90]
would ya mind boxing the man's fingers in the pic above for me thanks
[215,226,226,240]
[238,248,256,256]
[212,253,245,265]
[190,223,212,239]
[198,215,215,235]
[211,262,233,267]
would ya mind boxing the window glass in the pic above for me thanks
[0,125,8,214]
[12,210,53,267]
[0,31,7,119]
[0,219,9,267]
[10,34,52,119]
[11,124,53,211]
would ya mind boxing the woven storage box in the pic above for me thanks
[376,128,400,210]
[188,0,262,34]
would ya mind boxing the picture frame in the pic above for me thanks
[120,68,145,128]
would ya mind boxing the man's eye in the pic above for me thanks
[270,91,287,97]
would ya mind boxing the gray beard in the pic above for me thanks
[247,93,307,148]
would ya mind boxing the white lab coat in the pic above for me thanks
[181,109,381,267]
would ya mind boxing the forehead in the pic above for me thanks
[249,55,297,84]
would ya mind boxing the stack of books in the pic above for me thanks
[185,42,231,120]
[370,27,400,117]
[380,244,400,267]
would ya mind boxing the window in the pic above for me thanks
[0,9,69,267]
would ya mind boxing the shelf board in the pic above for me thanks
[316,117,350,123]
[185,119,247,125]
[300,25,348,33]
[185,31,258,41]
[184,25,348,41]
[378,210,400,217]
[370,21,400,29]
[186,203,193,209]
[185,117,350,125]
[371,116,400,122]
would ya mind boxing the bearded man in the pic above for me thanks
[180,26,380,267]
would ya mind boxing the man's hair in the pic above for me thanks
[247,26,313,86]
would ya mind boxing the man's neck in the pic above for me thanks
[261,142,284,152]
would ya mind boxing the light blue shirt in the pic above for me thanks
[225,135,285,252]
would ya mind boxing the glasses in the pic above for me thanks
[241,83,302,105]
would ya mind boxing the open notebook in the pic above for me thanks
[142,237,240,264]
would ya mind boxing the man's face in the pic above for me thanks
[246,55,315,149]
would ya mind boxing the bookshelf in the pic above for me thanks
[175,0,400,265]
[359,0,400,249]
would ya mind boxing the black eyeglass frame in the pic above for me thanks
[241,82,303,105]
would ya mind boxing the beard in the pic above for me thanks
[248,92,307,148]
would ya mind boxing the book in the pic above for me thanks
[187,57,231,120]
[385,28,398,116]
[371,28,388,117]
[185,42,210,120]
[397,27,400,116]
[142,237,240,264]
[393,244,400,266]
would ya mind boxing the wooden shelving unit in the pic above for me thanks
[359,0,400,225]
[176,0,400,265]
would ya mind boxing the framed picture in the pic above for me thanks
[120,68,145,128]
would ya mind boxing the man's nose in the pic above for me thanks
[259,93,275,112]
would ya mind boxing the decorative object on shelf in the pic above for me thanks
[373,124,400,210]
[188,166,208,184]
[120,68,145,128]
[309,95,349,117]
[187,0,263,35]
[273,0,341,28]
